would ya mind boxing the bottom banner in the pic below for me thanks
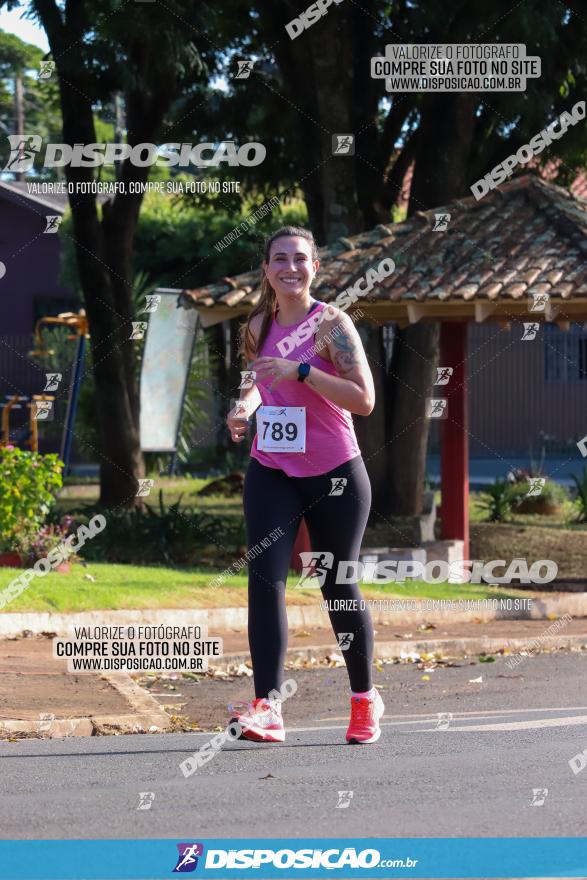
[0,838,586,879]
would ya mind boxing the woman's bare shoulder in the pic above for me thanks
[248,312,265,344]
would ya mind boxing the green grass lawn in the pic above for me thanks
[0,562,533,613]
[14,477,580,609]
[59,476,586,529]
[57,477,241,518]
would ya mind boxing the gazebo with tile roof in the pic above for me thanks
[179,175,587,560]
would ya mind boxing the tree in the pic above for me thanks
[191,0,587,516]
[0,28,62,173]
[387,1,587,514]
[2,0,207,506]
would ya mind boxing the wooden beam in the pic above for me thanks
[406,303,428,324]
[439,322,469,559]
[544,300,561,322]
[474,301,497,323]
[290,519,311,574]
[197,307,246,328]
[185,298,587,328]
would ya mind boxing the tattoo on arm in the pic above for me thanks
[305,329,360,387]
[332,332,358,375]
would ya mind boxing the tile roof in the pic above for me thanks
[179,175,587,320]
[0,179,69,215]
[0,180,111,214]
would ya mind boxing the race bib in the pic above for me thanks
[256,406,306,453]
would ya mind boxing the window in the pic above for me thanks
[544,323,587,382]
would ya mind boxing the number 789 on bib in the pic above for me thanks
[256,406,306,453]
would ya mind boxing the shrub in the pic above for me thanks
[21,516,78,566]
[0,447,63,554]
[571,468,587,523]
[508,479,568,513]
[67,491,243,566]
[478,480,515,523]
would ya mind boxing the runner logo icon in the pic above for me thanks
[295,551,334,587]
[4,135,42,172]
[173,843,204,872]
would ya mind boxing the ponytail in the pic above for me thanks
[239,274,277,365]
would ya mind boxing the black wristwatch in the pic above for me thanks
[297,363,311,383]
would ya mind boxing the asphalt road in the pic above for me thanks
[2,652,587,840]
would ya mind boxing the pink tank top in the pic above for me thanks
[249,301,360,477]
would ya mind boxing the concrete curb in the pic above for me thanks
[213,634,587,667]
[0,671,172,739]
[3,634,586,739]
[2,593,587,638]
[101,671,173,733]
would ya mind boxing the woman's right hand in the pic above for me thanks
[227,405,249,443]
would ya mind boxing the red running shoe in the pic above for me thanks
[229,698,285,743]
[346,689,384,744]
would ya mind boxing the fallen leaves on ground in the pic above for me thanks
[162,707,186,716]
[325,652,345,667]
[169,714,202,733]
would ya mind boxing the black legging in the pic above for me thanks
[243,455,374,697]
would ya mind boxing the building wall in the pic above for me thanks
[468,321,587,456]
[0,195,74,335]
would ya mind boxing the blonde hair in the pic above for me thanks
[239,226,318,364]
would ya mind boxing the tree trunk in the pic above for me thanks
[385,323,440,515]
[204,323,230,452]
[307,11,363,242]
[385,94,477,516]
[353,321,388,512]
[35,0,183,507]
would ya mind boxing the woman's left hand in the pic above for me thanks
[249,356,298,390]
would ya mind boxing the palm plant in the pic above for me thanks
[571,468,587,523]
[478,479,515,523]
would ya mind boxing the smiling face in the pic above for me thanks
[262,235,319,301]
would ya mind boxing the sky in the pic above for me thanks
[0,5,49,52]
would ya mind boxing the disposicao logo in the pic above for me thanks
[3,136,266,171]
[173,843,204,872]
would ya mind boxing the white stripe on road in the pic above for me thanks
[285,714,587,735]
[317,706,587,725]
[440,714,587,732]
[320,705,587,722]
[184,708,587,738]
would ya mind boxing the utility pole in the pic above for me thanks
[113,91,126,181]
[14,74,24,182]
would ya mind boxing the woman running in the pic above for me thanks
[226,225,383,744]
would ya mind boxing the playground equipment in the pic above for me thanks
[0,310,89,474]
[1,394,56,452]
